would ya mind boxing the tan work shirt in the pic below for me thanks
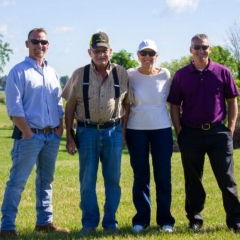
[62,62,130,122]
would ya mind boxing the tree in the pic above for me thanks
[210,45,238,79]
[161,55,192,78]
[161,46,238,79]
[225,20,240,79]
[110,49,139,69]
[0,34,13,73]
[60,75,69,88]
[0,75,7,90]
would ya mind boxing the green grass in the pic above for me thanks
[1,102,240,239]
[0,101,12,129]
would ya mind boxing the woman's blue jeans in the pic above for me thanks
[126,127,175,227]
[76,124,122,229]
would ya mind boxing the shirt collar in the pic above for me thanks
[188,58,214,72]
[90,60,112,74]
[25,56,48,68]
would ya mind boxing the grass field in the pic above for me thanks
[1,100,240,239]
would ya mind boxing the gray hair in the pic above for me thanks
[191,34,210,45]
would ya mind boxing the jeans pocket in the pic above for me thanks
[115,124,122,133]
[20,133,36,141]
[54,132,62,139]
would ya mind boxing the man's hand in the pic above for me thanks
[66,138,77,155]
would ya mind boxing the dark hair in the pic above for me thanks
[27,28,47,40]
[191,34,210,45]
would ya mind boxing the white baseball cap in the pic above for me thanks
[138,39,158,52]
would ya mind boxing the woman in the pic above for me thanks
[126,39,175,233]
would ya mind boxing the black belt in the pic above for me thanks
[181,121,223,130]
[31,127,57,134]
[78,119,121,129]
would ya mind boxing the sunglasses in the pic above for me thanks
[139,51,156,57]
[29,39,49,45]
[192,45,209,50]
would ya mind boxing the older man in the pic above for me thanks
[62,31,130,236]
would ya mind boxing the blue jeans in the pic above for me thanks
[1,133,61,230]
[126,128,175,227]
[76,124,122,229]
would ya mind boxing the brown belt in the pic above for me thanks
[31,127,57,134]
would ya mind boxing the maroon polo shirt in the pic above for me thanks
[167,58,239,126]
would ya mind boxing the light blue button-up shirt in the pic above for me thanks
[6,57,64,129]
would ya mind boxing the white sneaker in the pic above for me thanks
[162,225,173,233]
[132,225,144,233]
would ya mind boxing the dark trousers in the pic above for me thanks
[126,128,175,227]
[178,124,240,229]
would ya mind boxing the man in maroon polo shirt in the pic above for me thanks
[168,33,240,232]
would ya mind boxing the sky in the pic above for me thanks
[0,0,240,77]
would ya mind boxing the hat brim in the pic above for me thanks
[91,43,110,49]
[138,46,157,52]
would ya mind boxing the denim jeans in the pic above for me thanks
[178,124,240,229]
[1,133,61,230]
[126,127,175,227]
[76,124,122,229]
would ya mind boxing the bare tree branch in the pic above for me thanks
[225,19,240,62]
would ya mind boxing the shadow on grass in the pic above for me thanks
[11,224,236,239]
[0,128,13,139]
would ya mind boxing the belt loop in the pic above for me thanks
[35,128,38,134]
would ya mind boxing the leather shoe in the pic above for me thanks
[234,227,240,233]
[0,230,17,239]
[35,222,69,234]
[189,222,202,232]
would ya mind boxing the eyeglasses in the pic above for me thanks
[29,39,49,45]
[138,51,156,57]
[192,45,209,50]
[91,49,109,54]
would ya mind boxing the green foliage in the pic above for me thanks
[161,55,192,78]
[111,49,139,69]
[60,75,69,89]
[161,46,240,79]
[0,75,7,90]
[210,46,239,79]
[0,34,13,73]
[235,79,240,89]
[0,103,12,128]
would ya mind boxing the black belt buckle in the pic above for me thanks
[202,124,210,130]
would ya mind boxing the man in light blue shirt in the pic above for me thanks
[0,28,69,239]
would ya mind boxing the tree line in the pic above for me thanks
[1,20,240,90]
